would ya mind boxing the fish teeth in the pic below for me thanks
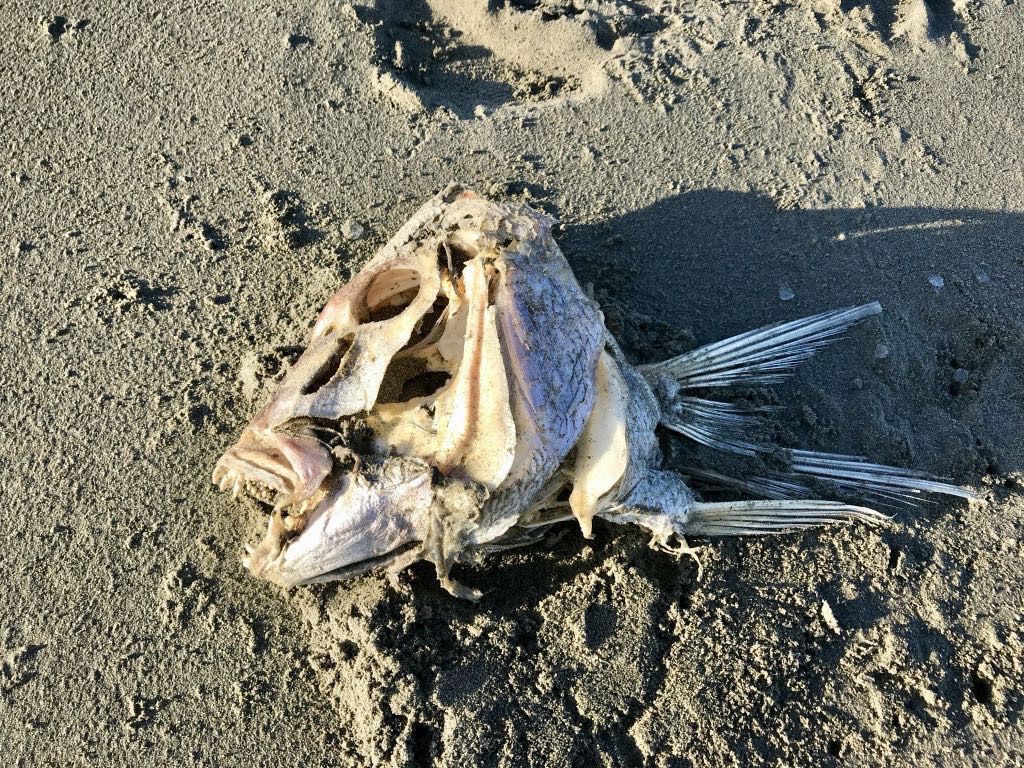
[231,480,242,500]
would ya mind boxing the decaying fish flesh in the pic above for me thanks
[212,185,978,599]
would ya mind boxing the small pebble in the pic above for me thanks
[778,284,795,301]
[928,274,944,292]
[975,268,991,284]
[874,343,890,360]
[340,219,365,240]
[821,600,841,634]
[953,368,970,384]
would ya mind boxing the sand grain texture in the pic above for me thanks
[3,0,1024,765]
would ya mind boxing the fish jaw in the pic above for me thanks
[211,424,332,510]
[244,457,435,588]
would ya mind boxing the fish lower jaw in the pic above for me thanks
[241,512,289,586]
[239,506,316,588]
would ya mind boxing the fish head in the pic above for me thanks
[213,187,605,587]
[212,213,448,513]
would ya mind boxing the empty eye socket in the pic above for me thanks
[376,356,452,404]
[396,371,451,402]
[301,333,355,395]
[366,269,421,322]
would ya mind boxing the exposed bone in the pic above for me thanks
[640,302,882,388]
[241,509,287,578]
[252,458,434,588]
[569,351,630,538]
[432,259,516,489]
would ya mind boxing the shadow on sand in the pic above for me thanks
[559,190,1024,479]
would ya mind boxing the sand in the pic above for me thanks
[3,0,1024,765]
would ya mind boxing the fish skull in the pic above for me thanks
[213,186,604,588]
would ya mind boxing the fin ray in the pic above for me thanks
[660,397,765,456]
[786,450,981,500]
[641,302,882,388]
[685,499,888,537]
